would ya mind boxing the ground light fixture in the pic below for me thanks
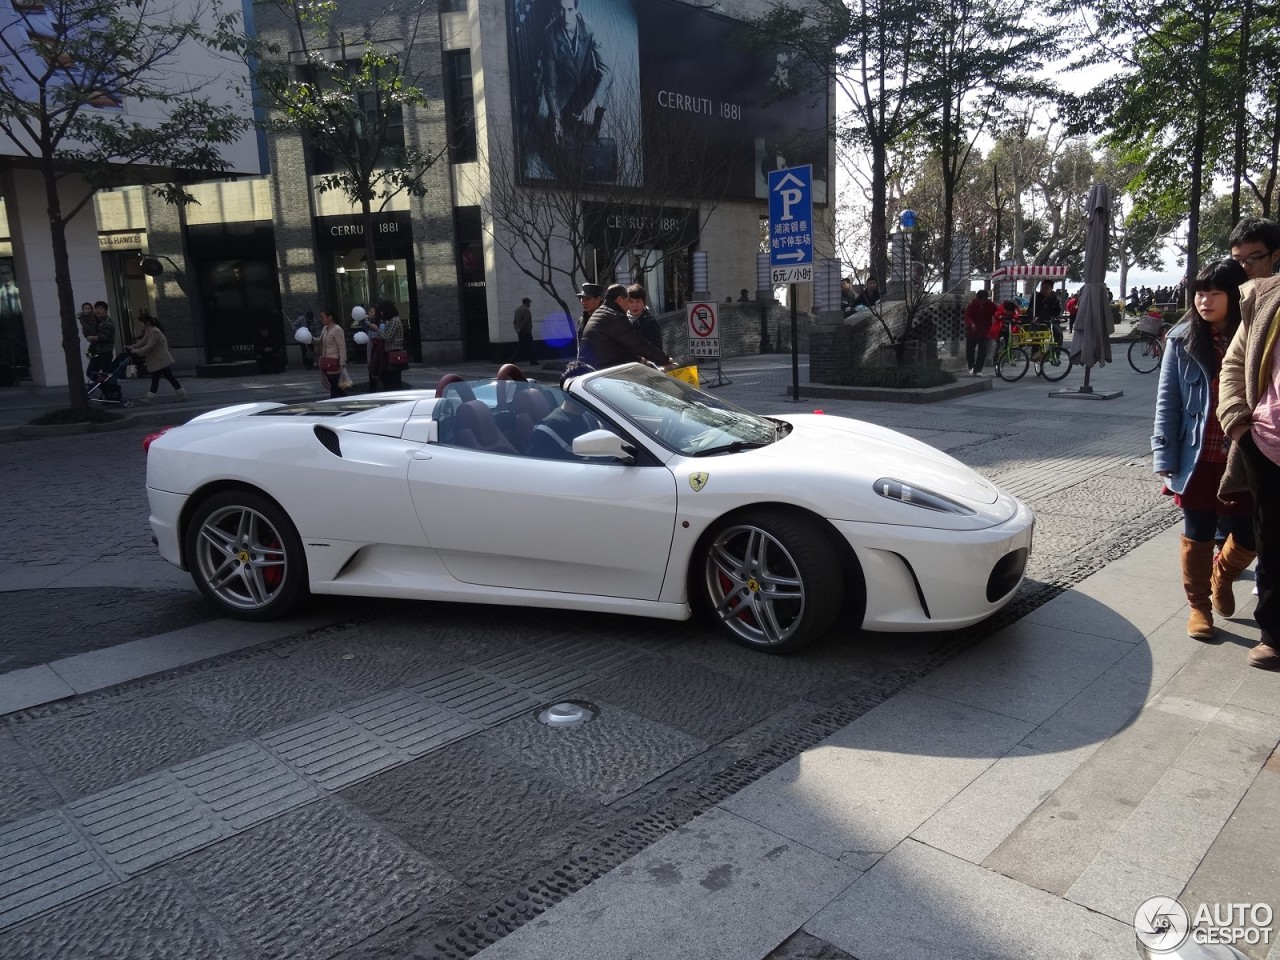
[535,700,599,728]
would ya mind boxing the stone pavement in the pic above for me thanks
[0,342,1275,960]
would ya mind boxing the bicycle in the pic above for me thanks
[1026,329,1074,382]
[1127,317,1171,374]
[992,324,1030,382]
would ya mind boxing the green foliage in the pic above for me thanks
[826,365,956,388]
[0,0,254,412]
[242,2,441,212]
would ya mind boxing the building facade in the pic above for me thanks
[0,0,832,384]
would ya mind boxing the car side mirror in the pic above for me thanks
[572,429,636,463]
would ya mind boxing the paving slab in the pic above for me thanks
[1064,851,1185,926]
[0,666,75,716]
[1090,766,1247,882]
[471,807,857,960]
[42,612,342,697]
[1110,616,1212,697]
[1024,570,1186,641]
[1174,706,1280,788]
[910,738,1102,866]
[1180,755,1280,960]
[806,839,1134,960]
[720,691,1031,870]
[909,620,1133,726]
[982,704,1207,896]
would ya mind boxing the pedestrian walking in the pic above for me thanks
[84,301,115,382]
[293,312,316,368]
[127,314,187,402]
[377,300,407,390]
[1218,267,1280,670]
[1152,260,1253,641]
[963,289,997,376]
[317,308,347,398]
[513,297,538,367]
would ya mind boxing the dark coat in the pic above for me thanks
[1219,274,1280,496]
[631,309,663,354]
[579,301,670,370]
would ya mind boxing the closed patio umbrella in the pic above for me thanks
[1057,183,1122,400]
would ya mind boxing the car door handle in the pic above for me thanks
[411,451,432,461]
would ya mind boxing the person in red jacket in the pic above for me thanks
[1065,289,1080,333]
[963,289,998,376]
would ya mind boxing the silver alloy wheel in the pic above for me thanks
[192,504,290,612]
[704,522,807,646]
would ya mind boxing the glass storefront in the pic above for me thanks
[316,212,417,358]
[0,256,27,383]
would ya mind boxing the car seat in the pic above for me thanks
[511,385,553,453]
[455,399,517,454]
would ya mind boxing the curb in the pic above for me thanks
[14,415,137,439]
[797,378,992,403]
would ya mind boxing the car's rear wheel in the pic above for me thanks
[700,510,842,653]
[185,490,307,620]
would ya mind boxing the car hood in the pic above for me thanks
[758,414,1000,506]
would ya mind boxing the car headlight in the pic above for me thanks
[873,478,976,516]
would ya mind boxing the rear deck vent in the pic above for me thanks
[314,425,342,457]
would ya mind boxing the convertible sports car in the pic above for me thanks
[146,363,1034,653]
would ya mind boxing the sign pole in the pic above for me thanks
[790,284,799,401]
[767,165,813,405]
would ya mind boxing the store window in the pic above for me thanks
[443,50,477,164]
[332,252,411,325]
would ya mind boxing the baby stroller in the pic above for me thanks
[87,351,134,408]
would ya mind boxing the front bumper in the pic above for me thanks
[831,499,1034,631]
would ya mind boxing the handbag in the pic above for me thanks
[386,349,408,368]
[318,356,339,374]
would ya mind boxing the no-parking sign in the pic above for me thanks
[686,301,719,358]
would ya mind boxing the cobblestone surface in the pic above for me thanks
[0,358,1180,959]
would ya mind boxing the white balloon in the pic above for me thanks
[353,331,369,345]
[351,306,367,323]
[294,328,313,344]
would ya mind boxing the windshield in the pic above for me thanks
[583,365,782,456]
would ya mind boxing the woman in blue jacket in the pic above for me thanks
[1152,259,1254,640]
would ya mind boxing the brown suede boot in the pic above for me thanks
[1210,535,1257,618]
[1181,536,1215,640]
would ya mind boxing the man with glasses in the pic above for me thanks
[1228,217,1280,280]
[1219,216,1280,672]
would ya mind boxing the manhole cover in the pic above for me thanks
[535,700,599,728]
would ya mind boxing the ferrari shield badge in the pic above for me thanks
[688,472,709,492]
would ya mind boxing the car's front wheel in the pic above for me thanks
[699,510,842,653]
[185,489,307,620]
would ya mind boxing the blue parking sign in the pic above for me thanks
[768,165,813,284]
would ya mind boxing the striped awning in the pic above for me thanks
[990,264,1068,281]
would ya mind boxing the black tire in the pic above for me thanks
[1128,336,1162,373]
[698,510,843,653]
[995,346,1029,382]
[1037,346,1073,382]
[184,489,308,620]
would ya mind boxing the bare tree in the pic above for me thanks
[0,0,251,409]
[477,92,734,333]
